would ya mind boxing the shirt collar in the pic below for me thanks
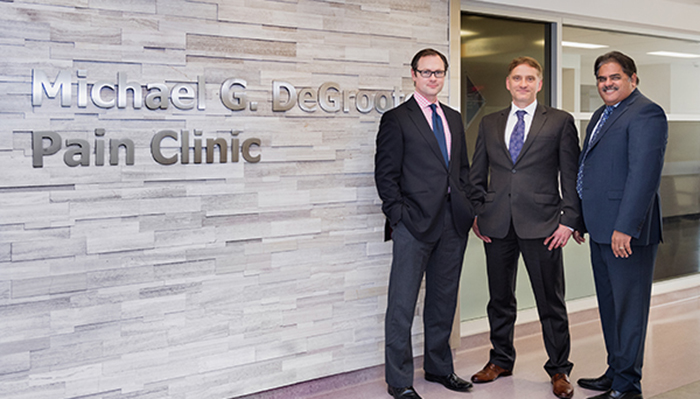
[413,91,437,110]
[510,100,538,116]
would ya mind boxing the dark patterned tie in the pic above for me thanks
[576,105,615,199]
[509,110,526,163]
[429,103,449,166]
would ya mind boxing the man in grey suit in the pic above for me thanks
[575,51,667,399]
[469,57,581,399]
[375,48,475,399]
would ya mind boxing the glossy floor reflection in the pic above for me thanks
[297,284,700,399]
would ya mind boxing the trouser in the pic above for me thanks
[384,206,467,387]
[484,222,573,377]
[590,240,657,394]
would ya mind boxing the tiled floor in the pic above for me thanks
[247,279,700,399]
[650,380,700,399]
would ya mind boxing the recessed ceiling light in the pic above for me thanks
[647,51,700,58]
[562,41,609,49]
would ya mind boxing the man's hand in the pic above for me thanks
[612,230,632,258]
[543,224,573,251]
[573,231,586,244]
[472,217,491,243]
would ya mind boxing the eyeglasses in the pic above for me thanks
[415,69,446,78]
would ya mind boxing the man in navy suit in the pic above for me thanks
[468,57,580,399]
[574,51,668,399]
[375,48,475,399]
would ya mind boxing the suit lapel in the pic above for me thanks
[515,103,547,165]
[406,97,448,169]
[580,108,601,163]
[496,108,511,162]
[588,89,641,151]
[443,104,462,169]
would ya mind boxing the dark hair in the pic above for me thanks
[507,56,542,77]
[411,48,449,71]
[594,51,639,84]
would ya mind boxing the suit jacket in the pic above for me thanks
[578,89,667,245]
[374,95,475,242]
[470,103,581,239]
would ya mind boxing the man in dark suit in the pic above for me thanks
[374,48,475,399]
[468,57,580,399]
[575,51,667,399]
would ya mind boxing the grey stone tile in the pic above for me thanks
[0,0,453,396]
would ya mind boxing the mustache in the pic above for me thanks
[602,85,619,93]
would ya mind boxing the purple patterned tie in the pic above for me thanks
[509,110,526,163]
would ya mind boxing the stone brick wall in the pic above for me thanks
[0,1,452,397]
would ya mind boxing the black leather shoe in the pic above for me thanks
[425,372,473,392]
[578,374,613,391]
[387,385,422,399]
[587,389,643,399]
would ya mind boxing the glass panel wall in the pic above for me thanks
[562,26,700,281]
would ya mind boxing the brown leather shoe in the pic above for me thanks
[552,373,574,399]
[470,362,512,383]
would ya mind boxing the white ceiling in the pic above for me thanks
[564,26,700,69]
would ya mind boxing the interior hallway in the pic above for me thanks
[242,275,700,399]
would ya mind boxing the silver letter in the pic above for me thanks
[318,82,341,113]
[171,83,196,110]
[64,139,90,167]
[220,78,247,111]
[393,87,405,107]
[242,138,261,163]
[375,91,393,113]
[151,130,178,165]
[117,72,143,109]
[32,131,62,168]
[110,139,135,165]
[95,128,105,166]
[145,83,169,110]
[343,90,356,113]
[272,81,296,111]
[32,70,71,107]
[206,138,228,163]
[91,81,116,108]
[198,75,206,110]
[77,70,88,108]
[298,87,317,112]
[355,91,374,113]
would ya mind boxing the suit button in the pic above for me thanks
[511,169,516,173]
